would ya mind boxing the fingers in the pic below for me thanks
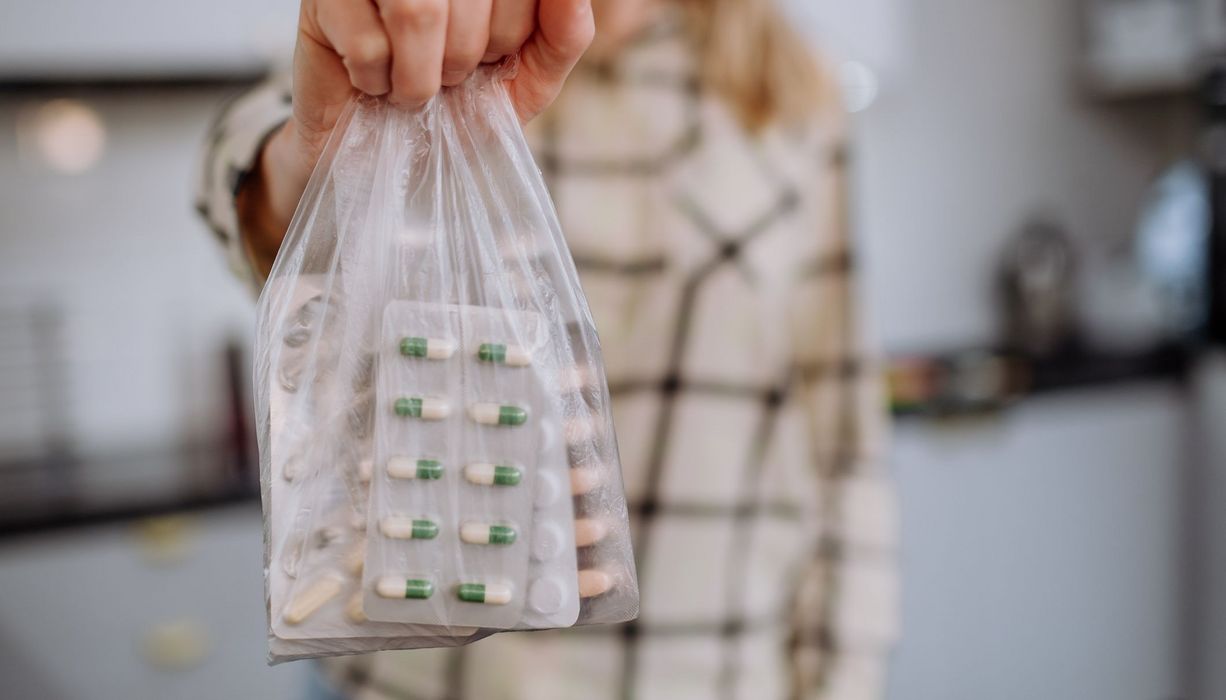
[314,0,392,96]
[376,0,449,106]
[308,0,574,113]
[443,0,494,86]
[486,0,538,62]
[510,0,594,122]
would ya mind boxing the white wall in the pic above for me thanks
[851,0,1195,350]
[0,0,296,78]
[0,88,257,457]
[825,0,1197,697]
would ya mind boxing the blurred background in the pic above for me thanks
[0,0,1224,698]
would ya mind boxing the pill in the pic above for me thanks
[399,336,456,359]
[343,541,365,576]
[394,396,450,420]
[345,592,367,623]
[579,569,614,599]
[477,342,531,366]
[565,417,599,445]
[535,470,562,507]
[558,365,594,392]
[570,467,601,495]
[376,576,435,600]
[283,573,343,625]
[469,402,527,426]
[280,533,305,579]
[531,522,564,562]
[528,578,566,615]
[380,516,439,540]
[464,463,522,486]
[574,519,609,547]
[457,582,512,605]
[282,455,303,482]
[387,456,444,480]
[460,522,517,545]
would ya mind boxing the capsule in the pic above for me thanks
[558,365,594,393]
[570,467,601,495]
[457,582,512,605]
[579,569,614,599]
[464,463,522,486]
[387,456,444,480]
[565,417,599,445]
[376,575,434,600]
[380,516,439,540]
[476,342,531,366]
[343,541,365,576]
[357,459,373,483]
[469,402,527,426]
[460,522,517,545]
[399,336,456,360]
[345,592,367,623]
[574,518,609,547]
[394,396,450,420]
[283,573,343,624]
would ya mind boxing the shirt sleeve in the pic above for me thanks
[194,74,293,292]
[787,132,901,700]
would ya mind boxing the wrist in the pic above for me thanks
[236,120,314,278]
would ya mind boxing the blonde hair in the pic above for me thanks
[681,0,830,132]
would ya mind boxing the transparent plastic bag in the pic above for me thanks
[254,67,638,663]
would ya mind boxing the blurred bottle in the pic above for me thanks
[998,218,1079,357]
[1135,160,1210,339]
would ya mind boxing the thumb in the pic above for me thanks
[508,0,595,124]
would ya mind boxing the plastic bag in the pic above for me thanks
[254,66,638,663]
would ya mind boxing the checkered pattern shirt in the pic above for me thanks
[197,16,898,700]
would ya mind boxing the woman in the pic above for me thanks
[197,0,898,698]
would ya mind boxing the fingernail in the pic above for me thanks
[441,70,467,86]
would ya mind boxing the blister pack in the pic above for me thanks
[362,301,580,631]
[255,66,639,663]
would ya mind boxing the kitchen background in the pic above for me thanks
[0,0,1222,698]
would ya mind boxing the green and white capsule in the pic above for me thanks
[463,463,522,486]
[468,402,527,426]
[379,516,439,540]
[394,396,450,420]
[476,342,531,366]
[460,522,517,545]
[375,575,434,600]
[398,336,456,360]
[386,456,444,480]
[457,582,512,605]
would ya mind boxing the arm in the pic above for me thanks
[204,0,596,284]
[788,132,900,698]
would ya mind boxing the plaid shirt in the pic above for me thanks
[197,16,897,700]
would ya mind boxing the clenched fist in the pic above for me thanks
[238,0,595,277]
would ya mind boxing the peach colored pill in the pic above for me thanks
[578,569,613,598]
[570,467,600,495]
[574,519,608,547]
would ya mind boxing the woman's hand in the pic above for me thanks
[238,0,594,278]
